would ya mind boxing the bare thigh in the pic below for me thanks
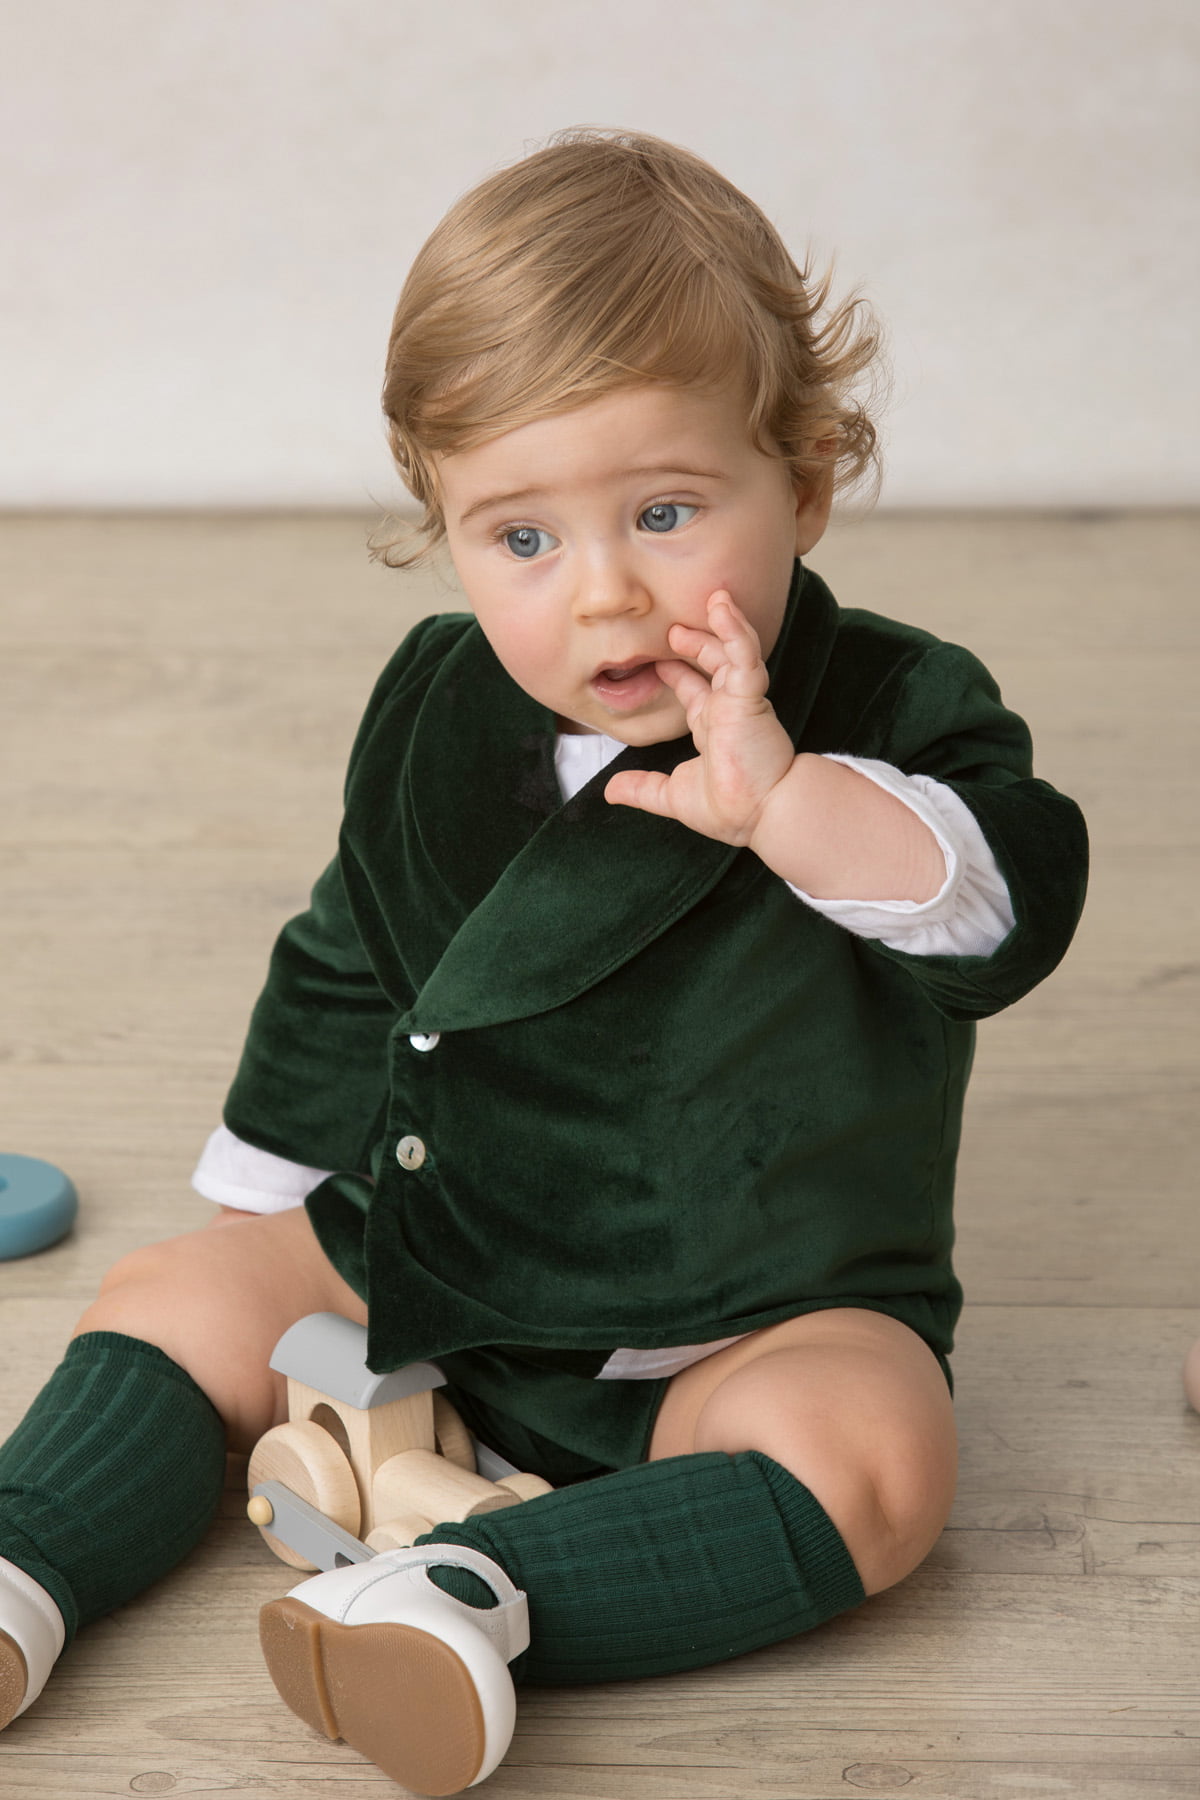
[649,1308,957,1596]
[72,1207,368,1454]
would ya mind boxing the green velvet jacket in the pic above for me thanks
[224,561,1087,1375]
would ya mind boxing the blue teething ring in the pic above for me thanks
[0,1155,79,1259]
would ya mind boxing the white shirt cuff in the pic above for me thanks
[788,755,1016,958]
[191,1124,333,1213]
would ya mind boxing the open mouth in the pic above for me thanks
[589,659,662,709]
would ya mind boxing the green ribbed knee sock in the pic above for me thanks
[0,1332,227,1642]
[420,1449,866,1685]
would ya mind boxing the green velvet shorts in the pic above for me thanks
[430,1324,952,1487]
[431,1344,670,1485]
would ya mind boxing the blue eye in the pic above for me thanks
[639,502,697,534]
[503,526,557,559]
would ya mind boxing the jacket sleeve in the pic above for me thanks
[221,852,397,1171]
[848,637,1088,1021]
[218,612,473,1167]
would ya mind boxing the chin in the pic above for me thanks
[609,718,687,748]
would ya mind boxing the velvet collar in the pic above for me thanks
[384,559,838,1033]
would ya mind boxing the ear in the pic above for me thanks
[793,467,834,556]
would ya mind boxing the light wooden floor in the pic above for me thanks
[1,511,1197,1799]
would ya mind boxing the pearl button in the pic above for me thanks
[408,1032,441,1053]
[395,1135,427,1171]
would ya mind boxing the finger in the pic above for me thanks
[604,768,676,817]
[665,623,726,679]
[707,592,762,665]
[654,658,711,713]
[651,660,714,743]
[702,595,769,699]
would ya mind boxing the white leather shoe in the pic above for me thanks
[0,1558,66,1729]
[259,1544,529,1795]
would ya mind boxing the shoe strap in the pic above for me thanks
[387,1544,531,1662]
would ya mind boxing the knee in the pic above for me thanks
[691,1351,957,1598]
[752,1419,957,1597]
[94,1239,173,1299]
[73,1233,283,1452]
[853,1429,957,1594]
[77,1236,230,1370]
[84,1237,196,1328]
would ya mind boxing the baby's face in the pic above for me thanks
[435,382,829,744]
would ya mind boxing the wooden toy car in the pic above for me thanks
[246,1312,552,1571]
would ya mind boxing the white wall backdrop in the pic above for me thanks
[3,0,1197,508]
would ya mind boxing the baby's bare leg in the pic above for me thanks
[649,1307,957,1595]
[72,1206,368,1454]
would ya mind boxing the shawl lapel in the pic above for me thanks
[356,561,838,1033]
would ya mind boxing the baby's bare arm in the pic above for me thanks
[605,592,944,901]
[749,751,947,900]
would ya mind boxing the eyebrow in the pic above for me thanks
[459,487,547,526]
[457,464,728,527]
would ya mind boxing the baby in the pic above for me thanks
[0,129,1088,1793]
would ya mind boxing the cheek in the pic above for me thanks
[477,605,560,693]
[706,507,794,588]
[723,561,793,657]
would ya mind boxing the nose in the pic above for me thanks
[571,547,652,622]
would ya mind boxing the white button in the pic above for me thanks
[408,1032,441,1053]
[395,1135,427,1171]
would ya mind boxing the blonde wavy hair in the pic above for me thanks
[373,128,882,567]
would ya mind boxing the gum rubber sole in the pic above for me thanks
[259,1596,487,1796]
[0,1630,29,1731]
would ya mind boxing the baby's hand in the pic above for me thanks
[606,590,947,899]
[604,592,795,848]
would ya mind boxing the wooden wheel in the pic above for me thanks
[247,1419,362,1569]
